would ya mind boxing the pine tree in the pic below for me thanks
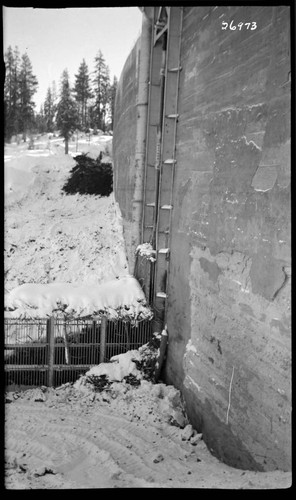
[56,69,79,154]
[4,45,20,140]
[18,52,38,141]
[92,50,111,132]
[74,59,92,131]
[110,75,118,131]
[4,47,38,142]
[44,86,56,132]
[4,45,15,140]
[51,80,58,105]
[50,80,58,132]
[35,105,47,134]
[12,47,21,138]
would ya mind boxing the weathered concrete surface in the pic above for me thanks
[113,5,291,472]
[164,5,291,471]
[113,38,141,273]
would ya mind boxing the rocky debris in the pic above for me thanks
[55,382,71,391]
[6,453,29,474]
[181,424,195,441]
[5,394,14,404]
[32,466,57,477]
[6,452,57,482]
[190,433,203,446]
[102,394,111,404]
[83,374,111,392]
[34,389,47,402]
[168,408,187,428]
[153,453,164,464]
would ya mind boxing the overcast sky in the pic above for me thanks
[3,6,143,109]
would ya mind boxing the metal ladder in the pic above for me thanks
[141,7,183,326]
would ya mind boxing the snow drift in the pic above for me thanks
[5,276,153,321]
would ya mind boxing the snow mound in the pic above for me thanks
[5,276,153,320]
[74,333,162,392]
[84,350,143,382]
[185,339,198,354]
[136,242,156,262]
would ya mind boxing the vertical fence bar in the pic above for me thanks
[125,323,130,351]
[5,317,153,385]
[62,320,71,364]
[47,317,55,387]
[99,316,107,363]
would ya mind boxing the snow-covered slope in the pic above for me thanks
[4,135,149,318]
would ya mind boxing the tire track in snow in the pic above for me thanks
[6,399,192,487]
[90,404,193,477]
[5,393,292,489]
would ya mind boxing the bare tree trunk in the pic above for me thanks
[65,135,69,154]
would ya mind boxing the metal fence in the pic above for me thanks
[4,317,152,388]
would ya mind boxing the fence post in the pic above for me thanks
[99,316,107,363]
[47,317,55,387]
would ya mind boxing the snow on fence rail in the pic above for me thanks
[5,276,153,321]
[4,316,152,388]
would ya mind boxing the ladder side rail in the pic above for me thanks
[154,28,168,253]
[141,28,157,242]
[153,19,170,306]
[141,34,162,244]
[154,7,180,299]
[163,7,184,324]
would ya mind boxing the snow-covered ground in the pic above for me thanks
[5,135,131,305]
[5,376,292,489]
[4,136,291,489]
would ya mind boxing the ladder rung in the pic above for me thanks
[146,203,155,207]
[145,225,153,229]
[158,230,170,234]
[164,159,176,164]
[160,204,172,210]
[156,292,167,298]
[168,66,182,72]
[158,248,170,254]
[166,114,179,119]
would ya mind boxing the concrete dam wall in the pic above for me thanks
[113,37,141,273]
[113,6,291,472]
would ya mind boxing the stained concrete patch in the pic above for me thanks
[249,253,286,300]
[251,166,278,192]
[183,387,264,472]
[238,303,256,318]
[270,318,290,338]
[199,257,221,283]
